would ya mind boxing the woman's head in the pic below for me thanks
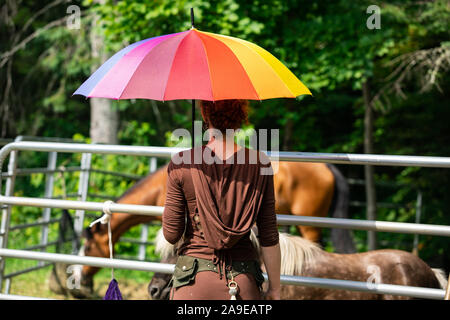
[200,99,249,134]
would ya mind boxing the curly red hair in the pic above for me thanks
[200,99,249,134]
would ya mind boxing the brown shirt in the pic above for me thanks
[162,145,279,262]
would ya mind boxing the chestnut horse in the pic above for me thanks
[149,229,447,300]
[50,161,354,298]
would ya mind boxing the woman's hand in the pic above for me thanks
[263,287,281,300]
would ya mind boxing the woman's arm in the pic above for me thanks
[260,243,281,300]
[256,160,281,299]
[162,161,186,244]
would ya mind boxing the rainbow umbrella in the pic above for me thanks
[73,10,311,148]
[73,10,311,300]
[73,29,311,101]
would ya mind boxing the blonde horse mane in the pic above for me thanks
[155,228,179,260]
[431,268,448,289]
[278,232,322,275]
[155,228,323,276]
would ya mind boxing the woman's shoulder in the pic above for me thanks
[168,147,198,167]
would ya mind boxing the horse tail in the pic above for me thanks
[326,164,356,253]
[431,268,448,289]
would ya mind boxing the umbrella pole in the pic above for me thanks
[192,99,195,149]
[191,9,195,149]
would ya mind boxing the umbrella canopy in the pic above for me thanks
[73,28,311,101]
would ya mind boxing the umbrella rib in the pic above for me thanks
[196,31,215,101]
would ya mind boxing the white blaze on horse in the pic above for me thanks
[149,228,447,300]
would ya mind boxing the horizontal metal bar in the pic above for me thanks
[275,150,450,168]
[9,218,61,231]
[90,168,143,180]
[1,166,81,178]
[276,214,450,237]
[2,195,449,237]
[0,142,184,164]
[271,274,445,300]
[23,241,59,251]
[2,141,450,168]
[0,293,55,300]
[0,248,444,300]
[3,262,53,279]
[1,167,142,180]
[119,238,154,246]
[0,248,173,274]
[0,196,164,217]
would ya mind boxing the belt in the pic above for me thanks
[170,255,265,290]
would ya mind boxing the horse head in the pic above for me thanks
[148,228,180,300]
[63,223,110,299]
[148,253,177,300]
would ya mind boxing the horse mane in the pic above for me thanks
[155,228,323,276]
[431,268,448,289]
[278,232,322,276]
[155,228,180,260]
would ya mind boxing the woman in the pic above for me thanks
[162,99,281,300]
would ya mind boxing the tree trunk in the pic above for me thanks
[89,8,118,144]
[363,80,377,251]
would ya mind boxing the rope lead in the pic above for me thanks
[89,200,115,279]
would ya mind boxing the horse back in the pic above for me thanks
[356,249,441,290]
